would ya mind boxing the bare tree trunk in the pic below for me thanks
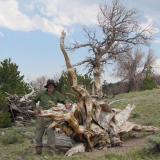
[60,31,93,129]
[128,78,138,92]
[93,65,103,98]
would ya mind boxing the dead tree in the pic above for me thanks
[39,31,159,156]
[112,48,156,92]
[31,76,48,91]
[67,0,154,98]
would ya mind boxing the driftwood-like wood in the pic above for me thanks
[39,31,159,156]
[4,87,36,124]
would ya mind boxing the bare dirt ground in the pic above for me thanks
[84,136,147,158]
[28,135,148,159]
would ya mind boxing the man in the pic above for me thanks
[31,79,71,155]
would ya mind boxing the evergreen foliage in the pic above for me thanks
[145,135,160,153]
[0,112,11,128]
[0,82,11,128]
[56,69,93,102]
[102,80,122,95]
[0,58,31,127]
[0,58,30,95]
[0,90,9,112]
[141,66,156,90]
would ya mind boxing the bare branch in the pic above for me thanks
[112,47,157,91]
[65,0,154,96]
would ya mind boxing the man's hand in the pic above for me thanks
[34,109,40,115]
[65,103,71,110]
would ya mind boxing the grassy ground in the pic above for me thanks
[107,89,160,127]
[0,89,160,160]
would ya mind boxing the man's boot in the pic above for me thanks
[48,147,55,155]
[35,146,42,155]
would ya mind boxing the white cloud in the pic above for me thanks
[0,0,159,38]
[0,31,4,37]
[24,2,35,11]
[0,0,67,36]
[0,0,99,36]
[37,0,98,26]
[32,14,65,36]
[153,58,160,74]
[154,38,160,44]
[0,0,33,31]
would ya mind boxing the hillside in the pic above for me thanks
[0,89,160,160]
[107,88,160,127]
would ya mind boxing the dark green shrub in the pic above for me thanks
[131,111,140,118]
[0,111,11,128]
[0,89,9,112]
[145,135,160,153]
[0,131,24,145]
[141,66,156,91]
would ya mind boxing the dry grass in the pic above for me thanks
[0,89,160,160]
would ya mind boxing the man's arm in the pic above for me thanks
[56,91,71,109]
[31,92,41,114]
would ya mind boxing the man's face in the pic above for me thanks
[47,84,55,93]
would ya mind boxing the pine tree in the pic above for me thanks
[57,70,93,102]
[0,58,31,127]
[0,58,30,95]
[141,66,156,90]
[0,90,11,128]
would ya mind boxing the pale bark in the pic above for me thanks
[38,31,159,156]
[93,65,103,98]
[60,30,93,129]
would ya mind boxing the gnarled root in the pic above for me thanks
[65,143,85,156]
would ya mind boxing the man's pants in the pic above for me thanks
[36,116,55,149]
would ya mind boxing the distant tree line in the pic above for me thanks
[0,55,158,128]
[103,65,157,96]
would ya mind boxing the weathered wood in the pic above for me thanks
[65,143,85,156]
[133,124,159,132]
[4,90,36,123]
[38,31,160,156]
[60,30,93,129]
[54,132,76,151]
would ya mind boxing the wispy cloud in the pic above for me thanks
[0,31,4,37]
[24,2,35,11]
[37,0,98,26]
[0,0,33,31]
[154,38,160,44]
[0,0,98,36]
[0,0,160,38]
[31,14,65,36]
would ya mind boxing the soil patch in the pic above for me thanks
[84,136,147,158]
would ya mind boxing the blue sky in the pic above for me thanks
[0,0,160,83]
